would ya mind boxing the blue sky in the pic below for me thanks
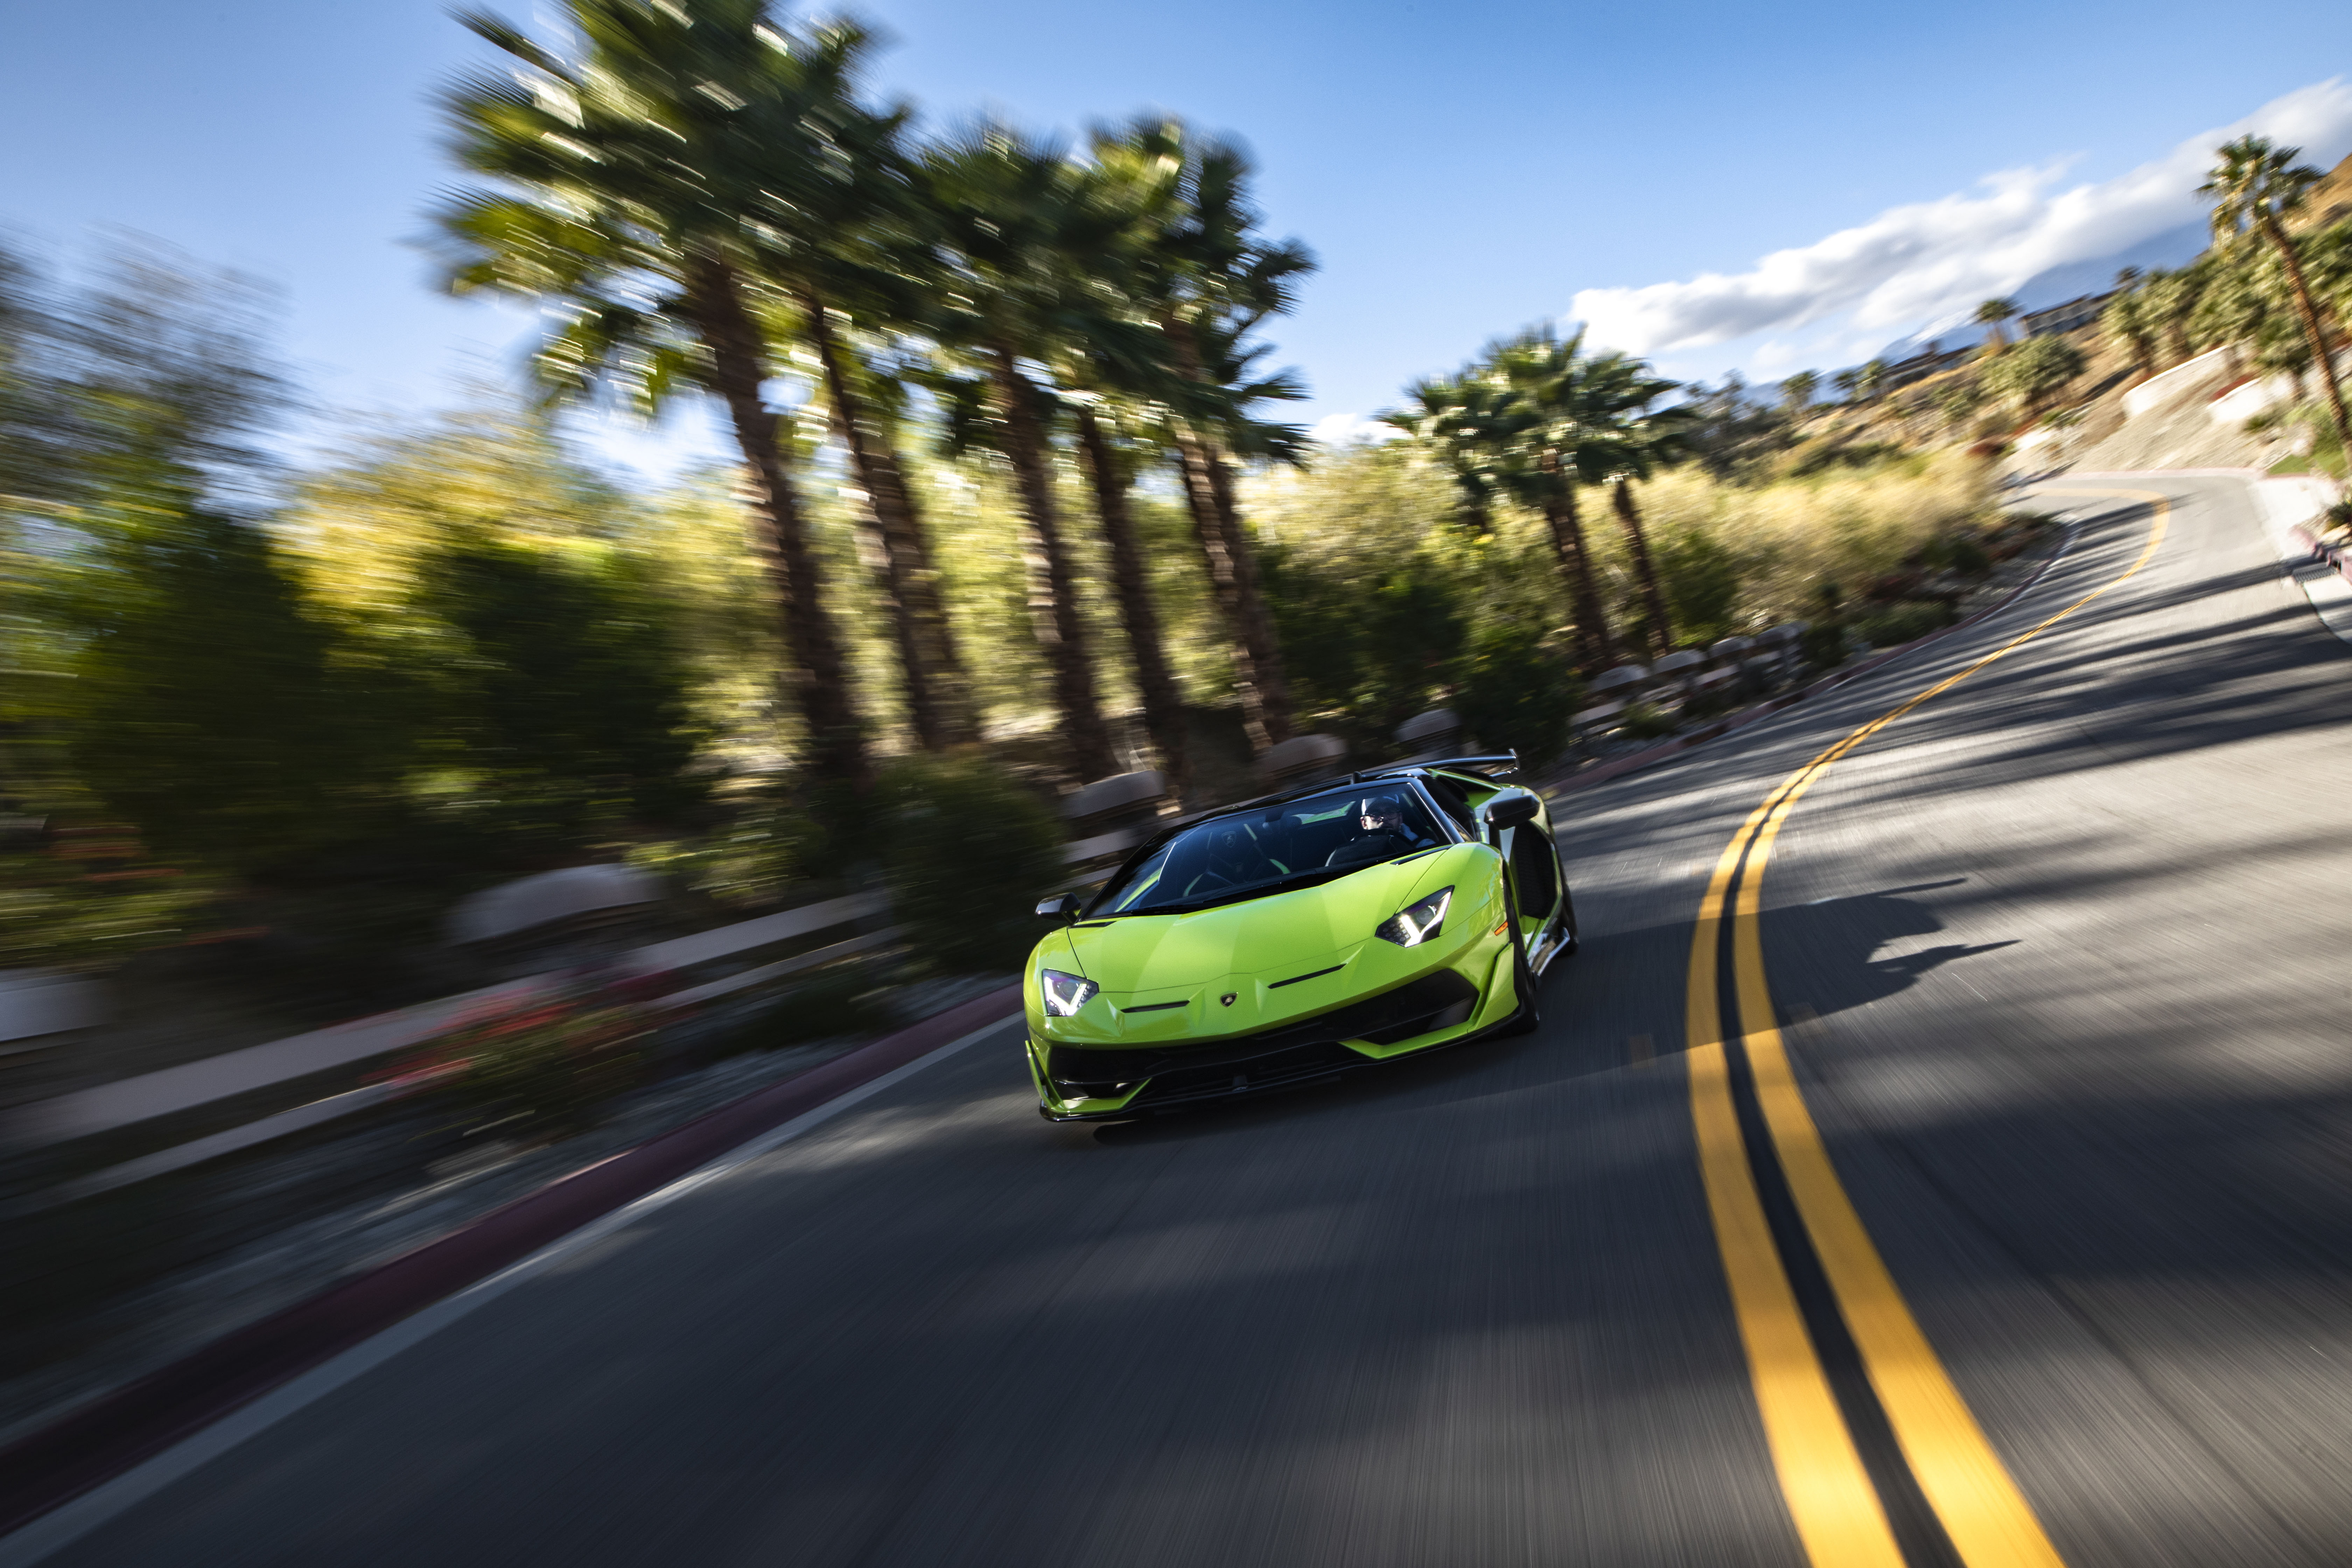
[6,0,2351,476]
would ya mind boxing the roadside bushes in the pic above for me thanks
[1851,600,1956,648]
[390,976,655,1140]
[877,754,1064,974]
[1451,621,1583,767]
[1259,539,1469,752]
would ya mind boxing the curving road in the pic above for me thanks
[18,472,2352,1568]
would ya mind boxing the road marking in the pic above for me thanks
[1688,491,2168,1567]
[1687,803,1907,1568]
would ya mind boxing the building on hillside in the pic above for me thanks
[1882,341,1974,392]
[2291,152,2352,233]
[2021,292,2114,338]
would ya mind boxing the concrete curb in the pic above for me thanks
[1547,509,2091,799]
[0,983,1024,1540]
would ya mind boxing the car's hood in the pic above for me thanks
[1064,852,1447,988]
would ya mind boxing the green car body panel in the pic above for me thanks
[1022,763,1573,1119]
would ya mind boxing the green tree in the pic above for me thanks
[2200,135,2352,460]
[435,0,867,788]
[59,506,396,874]
[1384,370,1507,534]
[731,64,978,754]
[1780,369,1820,415]
[2143,262,2215,365]
[1450,620,1581,769]
[2100,286,2162,374]
[1099,119,1311,755]
[1575,350,1695,655]
[1980,334,2086,418]
[410,532,707,841]
[1974,296,2021,352]
[916,123,1148,782]
[1479,325,1619,667]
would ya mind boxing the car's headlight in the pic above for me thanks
[1038,968,1100,1017]
[1374,886,1452,947]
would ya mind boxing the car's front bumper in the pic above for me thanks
[1028,949,1525,1121]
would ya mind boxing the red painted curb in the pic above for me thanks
[1547,512,2090,799]
[0,983,1024,1540]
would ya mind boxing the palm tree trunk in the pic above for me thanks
[803,295,975,750]
[2260,215,2352,460]
[1173,430,1292,753]
[1611,478,1672,658]
[1158,315,1294,753]
[1539,450,1613,669]
[685,254,867,790]
[989,346,1116,782]
[1200,439,1294,744]
[1074,406,1189,799]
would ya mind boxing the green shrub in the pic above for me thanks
[878,755,1065,974]
[704,964,895,1058]
[1450,622,1583,768]
[1798,621,1851,669]
[58,508,405,874]
[409,533,709,843]
[1655,526,1744,645]
[397,984,651,1139]
[1852,600,1956,647]
[1620,702,1680,741]
[1260,540,1470,747]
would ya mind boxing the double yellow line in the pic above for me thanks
[1685,491,2166,1567]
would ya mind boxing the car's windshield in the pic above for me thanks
[1099,784,1449,916]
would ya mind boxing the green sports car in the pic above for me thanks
[1024,756,1577,1120]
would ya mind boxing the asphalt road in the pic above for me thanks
[27,472,2352,1567]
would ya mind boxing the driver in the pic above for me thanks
[1325,794,1418,867]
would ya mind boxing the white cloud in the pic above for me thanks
[1573,79,2352,358]
[1309,411,1395,448]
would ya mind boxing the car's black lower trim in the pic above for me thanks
[1042,968,1488,1115]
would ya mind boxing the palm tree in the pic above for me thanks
[798,333,976,749]
[2200,135,2351,461]
[919,123,1141,783]
[1974,297,2021,353]
[1832,367,1862,402]
[1384,372,1505,534]
[1481,326,1617,668]
[1576,351,1695,657]
[1097,119,1309,755]
[437,0,867,787]
[1780,369,1819,415]
[1067,392,1190,798]
[1859,358,1890,401]
[2100,287,2161,375]
[739,83,979,754]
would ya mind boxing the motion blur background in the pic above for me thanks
[5,0,2352,1474]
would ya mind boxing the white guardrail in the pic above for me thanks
[5,826,1147,1205]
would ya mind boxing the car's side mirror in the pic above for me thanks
[1036,893,1084,923]
[1484,794,1540,834]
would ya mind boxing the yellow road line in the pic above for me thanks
[1687,801,1906,1568]
[1692,491,2168,1567]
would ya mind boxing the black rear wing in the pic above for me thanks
[1359,751,1521,782]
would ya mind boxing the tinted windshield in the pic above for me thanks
[1100,784,1449,916]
